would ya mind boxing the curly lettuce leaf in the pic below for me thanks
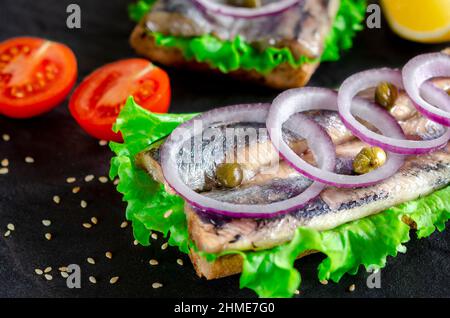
[128,0,157,23]
[110,99,450,298]
[128,0,367,73]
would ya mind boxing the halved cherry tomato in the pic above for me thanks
[69,58,171,142]
[0,37,77,118]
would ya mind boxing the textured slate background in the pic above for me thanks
[0,0,449,298]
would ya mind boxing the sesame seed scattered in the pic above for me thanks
[109,276,119,284]
[53,195,61,204]
[80,200,87,208]
[44,274,53,281]
[105,252,112,259]
[152,282,163,289]
[90,217,98,225]
[82,223,92,229]
[24,156,35,163]
[98,176,108,183]
[66,177,76,184]
[151,233,158,240]
[133,240,139,246]
[59,267,68,272]
[45,233,52,240]
[149,259,159,266]
[44,267,52,273]
[34,269,43,275]
[0,167,8,175]
[7,223,15,231]
[4,230,11,237]
[84,175,94,182]
[72,186,80,194]
[161,242,168,250]
[89,276,97,284]
[1,158,9,167]
[348,284,356,292]
[113,178,119,185]
[320,280,328,285]
[87,257,95,265]
[120,221,128,229]
[2,134,10,142]
[61,272,69,278]
[164,210,173,218]
[99,140,108,146]
[176,259,184,266]
[294,290,300,295]
[42,220,51,227]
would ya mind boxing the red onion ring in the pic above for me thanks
[267,87,405,188]
[191,0,301,18]
[160,103,335,218]
[338,68,450,154]
[403,53,450,126]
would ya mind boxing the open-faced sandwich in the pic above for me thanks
[110,50,450,297]
[128,0,366,89]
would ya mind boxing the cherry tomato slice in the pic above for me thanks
[69,58,171,142]
[0,37,77,118]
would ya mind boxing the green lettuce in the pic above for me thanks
[128,0,367,73]
[110,98,450,298]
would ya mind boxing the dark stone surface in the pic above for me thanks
[0,0,449,298]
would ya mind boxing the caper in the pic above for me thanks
[375,82,399,110]
[446,88,450,96]
[227,0,261,8]
[216,163,244,188]
[353,147,387,175]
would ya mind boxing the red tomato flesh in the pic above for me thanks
[69,58,171,142]
[0,37,77,118]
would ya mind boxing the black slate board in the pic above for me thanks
[0,0,449,298]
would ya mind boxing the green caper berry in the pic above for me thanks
[446,88,450,96]
[353,147,387,175]
[216,163,244,188]
[375,82,399,110]
[227,0,261,8]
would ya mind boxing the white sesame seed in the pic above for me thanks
[87,257,95,265]
[59,267,68,272]
[98,176,108,183]
[348,284,356,292]
[0,167,8,175]
[4,230,11,237]
[66,177,76,184]
[149,259,159,266]
[161,242,168,250]
[99,140,108,146]
[320,279,328,285]
[2,134,10,141]
[105,252,112,259]
[152,282,163,289]
[120,221,128,229]
[42,220,51,227]
[53,195,61,204]
[151,233,158,240]
[25,156,35,163]
[84,175,94,182]
[34,269,43,275]
[113,178,119,185]
[133,240,139,246]
[61,272,69,278]
[72,186,80,194]
[294,290,300,295]
[80,200,87,208]
[109,276,119,284]
[164,210,173,218]
[44,267,52,273]
[82,223,92,229]
[1,158,9,167]
[89,276,97,284]
[44,274,53,281]
[90,217,98,225]
[45,233,52,240]
[176,259,184,266]
[7,223,15,231]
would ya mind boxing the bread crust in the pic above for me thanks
[130,24,319,89]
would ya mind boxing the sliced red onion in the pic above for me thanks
[191,0,301,18]
[338,68,450,154]
[403,53,450,126]
[268,87,405,188]
[160,103,335,218]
